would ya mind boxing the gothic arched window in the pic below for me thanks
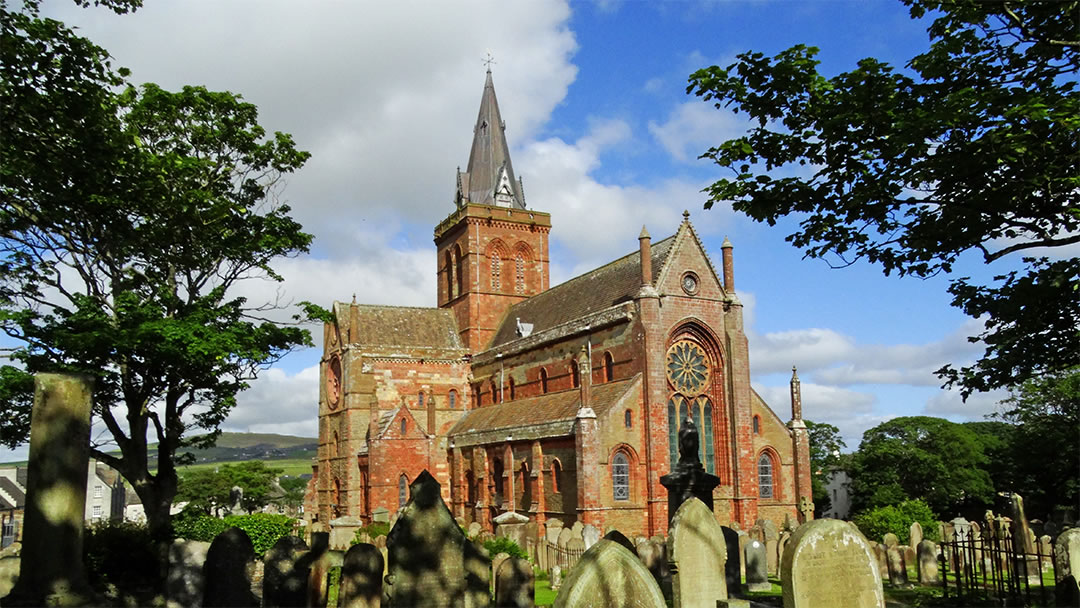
[417,392,424,408]
[449,389,457,409]
[490,251,501,290]
[604,352,614,382]
[570,362,579,388]
[400,418,407,435]
[758,452,774,499]
[509,377,515,400]
[445,250,455,300]
[702,398,715,475]
[612,452,630,501]
[454,245,465,296]
[551,459,562,493]
[515,252,526,294]
[398,474,408,507]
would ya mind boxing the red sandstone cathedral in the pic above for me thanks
[305,70,813,537]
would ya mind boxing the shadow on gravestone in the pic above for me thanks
[2,374,97,608]
[203,527,258,608]
[385,470,489,608]
[339,543,383,608]
[553,539,666,608]
[668,497,727,607]
[603,529,638,556]
[263,535,309,608]
[167,539,210,608]
[494,556,533,608]
[781,519,884,608]
[721,526,741,596]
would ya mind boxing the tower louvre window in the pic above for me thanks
[515,252,525,293]
[491,252,501,290]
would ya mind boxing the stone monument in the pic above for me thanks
[659,418,721,523]
[780,519,884,608]
[553,539,665,608]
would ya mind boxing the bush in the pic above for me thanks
[172,508,297,555]
[84,520,161,594]
[483,536,528,560]
[351,522,392,546]
[852,499,939,544]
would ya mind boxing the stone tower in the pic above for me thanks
[434,70,550,352]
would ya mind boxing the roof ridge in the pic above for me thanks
[526,232,676,297]
[339,303,448,312]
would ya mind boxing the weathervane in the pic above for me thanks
[483,51,496,71]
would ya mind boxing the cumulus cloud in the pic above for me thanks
[753,381,885,446]
[648,101,751,163]
[224,365,321,438]
[923,387,1009,419]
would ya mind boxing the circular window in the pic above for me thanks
[681,272,699,295]
[665,340,711,396]
[326,356,342,409]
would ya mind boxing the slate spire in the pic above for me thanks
[458,69,525,208]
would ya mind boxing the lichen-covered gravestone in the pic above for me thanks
[667,497,727,607]
[338,542,383,608]
[553,539,665,608]
[635,537,667,588]
[780,519,884,608]
[916,540,938,584]
[385,470,490,607]
[263,535,309,608]
[494,557,533,608]
[886,545,908,586]
[745,540,770,592]
[203,527,258,608]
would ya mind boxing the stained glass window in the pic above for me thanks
[665,340,711,396]
[398,475,408,507]
[702,397,715,475]
[612,452,629,501]
[667,398,678,468]
[758,453,774,499]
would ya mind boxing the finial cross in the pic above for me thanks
[483,51,496,71]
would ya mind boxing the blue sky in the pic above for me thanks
[12,0,1021,460]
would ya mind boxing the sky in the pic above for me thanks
[11,0,1025,459]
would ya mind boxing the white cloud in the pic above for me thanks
[223,365,321,438]
[647,101,750,163]
[923,387,1008,419]
[754,382,883,447]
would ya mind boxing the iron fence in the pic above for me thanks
[539,537,584,572]
[940,525,1058,606]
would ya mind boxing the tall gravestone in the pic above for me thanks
[385,470,489,607]
[909,522,923,549]
[745,540,770,592]
[885,545,908,586]
[2,374,96,607]
[553,539,665,608]
[203,527,258,608]
[660,419,721,523]
[721,526,742,595]
[780,519,884,608]
[494,557,533,608]
[764,521,780,576]
[339,543,383,608]
[1055,528,1080,606]
[263,535,309,608]
[667,497,727,607]
[916,540,938,584]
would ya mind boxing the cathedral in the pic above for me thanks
[305,70,813,538]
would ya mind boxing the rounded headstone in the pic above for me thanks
[780,519,884,608]
[339,543,383,608]
[203,527,257,608]
[553,539,665,608]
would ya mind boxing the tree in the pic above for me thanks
[219,461,284,514]
[176,461,285,516]
[848,416,995,517]
[687,0,1079,397]
[174,468,234,516]
[994,367,1080,518]
[805,420,846,516]
[1,2,315,549]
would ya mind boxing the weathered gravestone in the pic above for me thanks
[338,543,383,608]
[916,540,938,584]
[331,516,365,551]
[263,535,309,608]
[491,552,511,592]
[308,549,344,608]
[549,565,562,591]
[721,526,742,595]
[385,470,490,607]
[780,519,884,608]
[581,524,601,549]
[871,542,888,577]
[553,539,665,608]
[167,539,211,608]
[668,497,727,607]
[2,374,96,607]
[1055,528,1080,606]
[886,545,908,586]
[373,508,391,524]
[570,521,584,538]
[635,537,667,588]
[603,529,637,556]
[494,557,533,608]
[1039,534,1054,572]
[494,510,530,551]
[745,540,770,592]
[882,533,899,548]
[203,527,258,608]
[909,522,923,549]
[468,521,483,539]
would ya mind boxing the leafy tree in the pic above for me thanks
[175,468,234,516]
[852,499,939,545]
[994,367,1080,519]
[848,416,995,517]
[0,1,315,549]
[219,461,285,514]
[805,420,846,517]
[276,475,310,511]
[687,0,1079,397]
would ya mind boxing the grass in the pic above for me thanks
[176,457,314,477]
[534,567,557,605]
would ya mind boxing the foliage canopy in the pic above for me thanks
[805,420,846,517]
[687,0,1079,397]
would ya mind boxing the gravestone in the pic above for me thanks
[1039,535,1054,572]
[525,522,539,562]
[167,539,211,608]
[882,533,899,548]
[745,540,770,592]
[373,508,390,524]
[748,524,764,544]
[783,512,797,533]
[902,546,916,572]
[886,545,908,586]
[339,543,383,608]
[468,521,483,539]
[203,527,258,607]
[603,529,637,556]
[546,525,562,545]
[553,539,665,608]
[871,542,888,577]
[1055,528,1080,605]
[1,374,96,607]
[721,526,742,595]
[567,537,585,558]
[493,511,529,551]
[778,531,791,574]
[582,524,601,549]
[464,539,492,608]
[570,521,584,538]
[916,540,938,584]
[549,565,562,591]
[780,519,885,608]
[738,531,750,578]
[635,537,667,587]
[494,557,533,608]
[262,535,309,608]
[331,516,365,551]
[491,552,511,590]
[385,470,489,607]
[308,549,344,608]
[668,497,727,607]
[557,527,572,550]
[909,522,923,551]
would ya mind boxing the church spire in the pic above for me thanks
[458,70,525,209]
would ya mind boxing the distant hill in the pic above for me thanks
[174,432,318,466]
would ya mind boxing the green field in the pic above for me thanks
[177,457,314,478]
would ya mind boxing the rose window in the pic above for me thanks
[665,340,711,396]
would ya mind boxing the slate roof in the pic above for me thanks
[489,235,676,347]
[448,375,641,446]
[0,478,24,508]
[460,70,525,208]
[336,303,465,351]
